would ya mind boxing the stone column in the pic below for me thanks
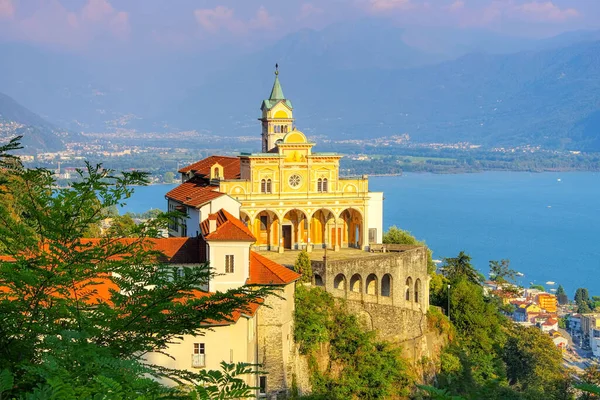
[334,218,340,252]
[362,208,369,252]
[306,217,312,253]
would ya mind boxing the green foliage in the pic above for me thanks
[294,284,334,354]
[442,252,480,285]
[294,286,410,399]
[164,171,175,183]
[427,306,453,338]
[416,384,466,400]
[191,362,260,399]
[578,365,600,400]
[383,226,436,274]
[575,288,594,314]
[294,251,312,283]
[530,284,546,292]
[0,142,268,398]
[556,285,569,305]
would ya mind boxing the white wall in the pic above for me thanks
[144,314,258,388]
[199,195,241,223]
[367,191,384,244]
[186,207,201,237]
[208,241,250,292]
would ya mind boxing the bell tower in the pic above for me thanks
[260,64,294,152]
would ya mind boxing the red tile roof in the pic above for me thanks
[165,178,225,208]
[183,290,262,326]
[79,237,202,263]
[178,156,241,179]
[247,251,301,286]
[201,209,256,242]
[0,238,202,264]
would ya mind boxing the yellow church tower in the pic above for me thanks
[260,64,295,152]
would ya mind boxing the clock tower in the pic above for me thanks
[260,64,294,152]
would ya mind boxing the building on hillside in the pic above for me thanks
[167,66,384,252]
[537,293,558,313]
[568,313,582,333]
[144,204,302,397]
[581,314,600,356]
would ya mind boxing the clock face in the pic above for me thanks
[288,174,302,189]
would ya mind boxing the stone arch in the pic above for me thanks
[381,274,392,297]
[405,277,413,302]
[231,185,246,195]
[366,273,378,296]
[314,274,324,287]
[415,278,422,303]
[239,210,252,227]
[333,274,347,290]
[357,310,373,331]
[350,274,362,293]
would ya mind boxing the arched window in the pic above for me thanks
[366,274,378,296]
[317,178,322,192]
[283,125,288,133]
[214,168,220,179]
[266,179,272,193]
[314,274,324,287]
[261,179,266,193]
[381,274,392,297]
[415,279,422,303]
[322,178,328,192]
[334,274,346,290]
[350,274,362,293]
[405,277,413,301]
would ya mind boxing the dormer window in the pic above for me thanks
[211,164,223,180]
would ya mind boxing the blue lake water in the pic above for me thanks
[122,172,600,297]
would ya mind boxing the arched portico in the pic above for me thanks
[339,208,364,249]
[252,210,280,251]
[310,208,336,250]
[282,209,309,250]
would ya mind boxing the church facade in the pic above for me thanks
[168,68,383,252]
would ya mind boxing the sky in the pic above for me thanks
[0,0,598,57]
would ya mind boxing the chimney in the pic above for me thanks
[209,218,217,233]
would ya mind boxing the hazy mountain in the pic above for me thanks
[1,24,600,150]
[0,92,79,152]
[168,38,600,151]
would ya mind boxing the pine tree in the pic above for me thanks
[556,285,568,305]
[294,250,312,283]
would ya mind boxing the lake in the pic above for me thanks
[122,172,600,297]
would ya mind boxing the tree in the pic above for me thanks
[530,284,546,292]
[0,145,269,397]
[294,250,312,283]
[383,226,435,273]
[556,285,569,305]
[164,171,175,183]
[442,251,480,285]
[575,288,593,314]
[106,213,138,237]
[489,259,516,284]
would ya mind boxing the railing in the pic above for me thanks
[191,353,206,368]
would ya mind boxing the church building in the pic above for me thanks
[167,67,383,252]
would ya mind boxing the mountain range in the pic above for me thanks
[0,21,599,151]
[0,92,80,152]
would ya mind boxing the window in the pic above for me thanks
[317,178,322,192]
[266,179,272,193]
[173,267,184,279]
[261,179,266,193]
[283,125,288,133]
[168,203,178,231]
[369,228,377,244]
[225,255,234,273]
[322,178,328,192]
[192,343,205,368]
[259,376,267,395]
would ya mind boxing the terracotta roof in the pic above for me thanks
[0,238,202,264]
[183,290,262,326]
[543,318,558,326]
[79,237,202,263]
[246,251,301,285]
[165,178,225,208]
[178,156,240,179]
[201,209,256,242]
